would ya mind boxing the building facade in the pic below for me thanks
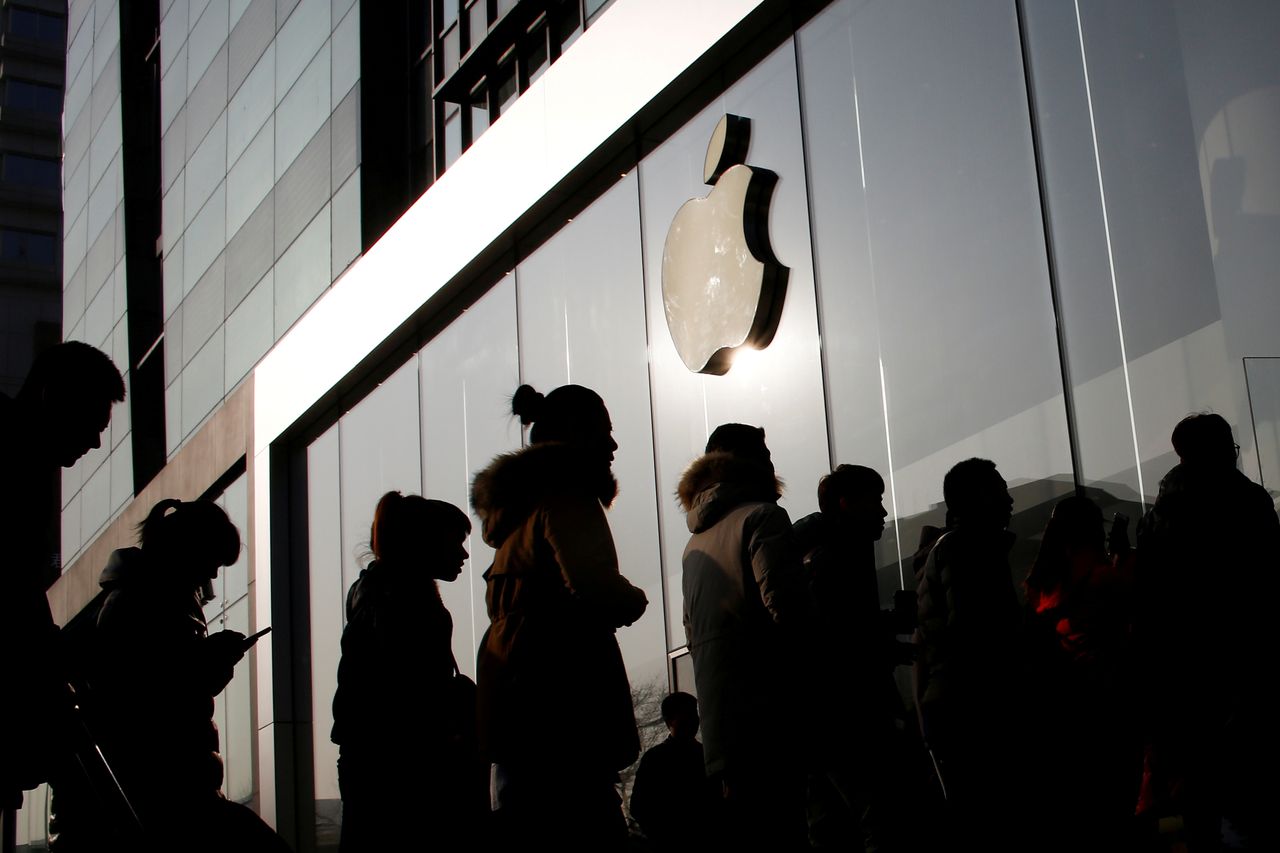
[0,0,64,402]
[15,0,1280,849]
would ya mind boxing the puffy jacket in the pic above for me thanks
[90,548,231,805]
[678,451,804,776]
[471,442,647,772]
[331,560,456,753]
[914,526,1019,711]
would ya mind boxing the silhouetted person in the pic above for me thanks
[331,491,478,852]
[1136,413,1279,850]
[679,423,807,850]
[792,465,915,852]
[1023,496,1141,852]
[472,384,648,851]
[629,692,712,850]
[80,499,286,852]
[913,457,1022,850]
[0,342,123,812]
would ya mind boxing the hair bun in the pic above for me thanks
[511,385,545,426]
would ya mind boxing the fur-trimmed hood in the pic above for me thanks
[471,442,619,549]
[677,451,783,534]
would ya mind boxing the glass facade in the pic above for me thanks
[290,0,1280,844]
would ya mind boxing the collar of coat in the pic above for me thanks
[677,451,783,533]
[471,441,619,548]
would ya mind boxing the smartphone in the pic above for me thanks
[1108,513,1131,554]
[242,626,272,649]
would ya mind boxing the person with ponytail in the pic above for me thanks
[471,384,648,850]
[80,498,286,851]
[330,491,477,852]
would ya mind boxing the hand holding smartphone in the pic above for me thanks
[242,626,272,650]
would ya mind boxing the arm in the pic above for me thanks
[542,493,648,628]
[746,504,803,625]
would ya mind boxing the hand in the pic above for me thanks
[206,630,248,668]
[618,586,648,627]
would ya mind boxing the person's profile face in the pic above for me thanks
[841,491,888,541]
[433,534,468,583]
[48,395,112,467]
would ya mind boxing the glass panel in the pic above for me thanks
[441,25,461,77]
[444,106,462,167]
[222,596,254,803]
[338,359,423,595]
[222,473,250,603]
[8,7,62,42]
[798,0,1074,593]
[2,154,60,189]
[1245,358,1280,498]
[4,79,61,113]
[307,424,343,848]
[469,85,489,143]
[1022,0,1280,505]
[517,172,668,688]
[420,275,521,678]
[557,4,582,55]
[638,42,831,648]
[440,0,460,31]
[466,0,487,52]
[524,24,549,86]
[494,61,517,116]
[0,229,56,266]
[586,0,612,25]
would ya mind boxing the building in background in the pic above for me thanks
[12,0,1280,850]
[0,0,65,398]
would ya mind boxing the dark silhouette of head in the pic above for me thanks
[370,491,471,582]
[1026,495,1105,600]
[512,383,617,466]
[138,498,240,589]
[943,458,1013,530]
[818,464,887,541]
[660,691,700,741]
[1171,412,1237,468]
[705,423,771,467]
[17,341,125,468]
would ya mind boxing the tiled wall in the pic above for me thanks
[61,0,362,568]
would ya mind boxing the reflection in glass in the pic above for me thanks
[516,172,667,690]
[639,41,830,648]
[799,0,1074,586]
[420,275,521,678]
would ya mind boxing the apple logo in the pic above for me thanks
[661,114,789,375]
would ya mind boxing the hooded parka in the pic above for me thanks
[677,451,804,778]
[471,441,647,775]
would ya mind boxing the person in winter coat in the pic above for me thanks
[1023,495,1141,852]
[471,383,648,851]
[1135,413,1279,850]
[84,499,286,852]
[678,423,807,850]
[0,342,123,812]
[628,692,712,850]
[331,491,477,852]
[913,457,1023,850]
[792,464,915,852]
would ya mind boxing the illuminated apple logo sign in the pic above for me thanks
[661,114,789,375]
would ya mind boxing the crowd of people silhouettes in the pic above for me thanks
[2,347,1274,852]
